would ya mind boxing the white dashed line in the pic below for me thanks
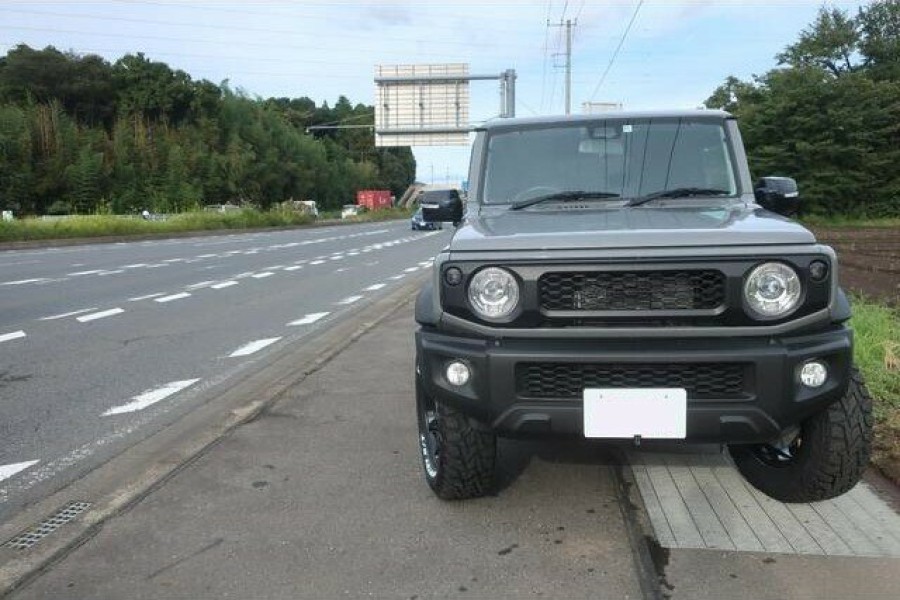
[337,295,363,305]
[155,293,191,303]
[128,292,166,302]
[121,263,148,269]
[288,312,330,326]
[228,337,282,357]
[77,308,125,322]
[186,280,215,290]
[310,260,325,265]
[388,275,405,280]
[1,278,50,286]
[197,254,218,258]
[251,272,275,279]
[283,265,303,271]
[39,307,98,321]
[163,258,185,263]
[404,267,420,272]
[364,283,386,291]
[211,281,238,290]
[103,379,201,416]
[0,460,39,483]
[0,330,27,343]
[68,269,104,276]
[97,269,125,276]
[348,252,360,256]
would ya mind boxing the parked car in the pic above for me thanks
[411,207,443,230]
[341,204,363,219]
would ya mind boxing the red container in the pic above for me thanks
[356,190,392,211]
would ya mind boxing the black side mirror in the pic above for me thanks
[754,176,800,216]
[420,189,463,224]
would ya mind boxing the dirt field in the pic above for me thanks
[814,226,900,303]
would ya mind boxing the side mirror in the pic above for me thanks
[420,189,463,224]
[754,176,800,216]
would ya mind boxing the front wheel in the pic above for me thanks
[416,375,496,500]
[729,367,873,503]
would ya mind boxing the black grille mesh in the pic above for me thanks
[517,363,746,399]
[539,270,725,311]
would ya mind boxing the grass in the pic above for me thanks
[0,207,413,243]
[851,297,900,482]
[802,215,900,228]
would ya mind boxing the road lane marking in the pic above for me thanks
[404,267,420,272]
[186,280,215,290]
[97,269,125,276]
[229,337,282,357]
[67,269,104,276]
[283,266,303,271]
[288,312,330,326]
[121,263,148,269]
[163,258,185,263]
[251,272,275,279]
[155,293,191,303]
[337,295,363,305]
[129,292,166,302]
[77,308,125,322]
[1,278,50,286]
[364,283,386,291]
[39,307,98,321]
[0,330,26,343]
[388,275,405,280]
[0,460,39,483]
[211,281,238,289]
[310,260,325,265]
[197,253,218,258]
[103,379,201,416]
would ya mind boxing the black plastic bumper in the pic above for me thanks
[415,325,852,443]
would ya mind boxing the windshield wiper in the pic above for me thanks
[510,190,621,210]
[625,187,732,207]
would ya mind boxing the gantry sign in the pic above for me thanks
[374,64,516,147]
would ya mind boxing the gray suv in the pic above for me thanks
[414,110,872,503]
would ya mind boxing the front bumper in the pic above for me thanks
[415,325,852,443]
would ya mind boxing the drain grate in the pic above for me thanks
[3,501,92,551]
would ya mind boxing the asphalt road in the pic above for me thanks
[0,221,449,522]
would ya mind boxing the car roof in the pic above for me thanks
[476,109,733,132]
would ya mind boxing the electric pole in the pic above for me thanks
[549,19,577,115]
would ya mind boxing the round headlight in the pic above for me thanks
[468,267,520,320]
[744,262,802,319]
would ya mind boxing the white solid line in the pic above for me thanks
[121,263,148,269]
[155,293,191,303]
[0,460,39,483]
[283,265,303,271]
[128,292,166,302]
[211,280,238,289]
[1,278,49,286]
[0,330,27,343]
[228,337,282,357]
[77,308,124,322]
[251,272,274,279]
[68,269,104,276]
[364,283,386,291]
[103,379,201,416]
[288,312,330,326]
[39,307,98,321]
[337,295,363,305]
[97,269,125,276]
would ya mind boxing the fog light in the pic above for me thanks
[445,361,470,387]
[800,361,828,388]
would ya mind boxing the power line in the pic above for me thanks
[589,0,644,101]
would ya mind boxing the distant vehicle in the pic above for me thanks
[356,189,392,211]
[297,200,318,218]
[341,204,364,219]
[411,207,442,231]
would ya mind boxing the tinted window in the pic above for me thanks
[482,119,737,204]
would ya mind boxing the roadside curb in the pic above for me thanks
[0,275,426,596]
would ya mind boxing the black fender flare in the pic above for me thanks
[415,283,439,326]
[832,287,852,324]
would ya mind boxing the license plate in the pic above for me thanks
[583,388,686,439]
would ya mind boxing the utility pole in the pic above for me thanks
[549,19,577,115]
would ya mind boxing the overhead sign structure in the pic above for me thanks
[374,64,516,147]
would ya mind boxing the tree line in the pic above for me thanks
[0,45,415,216]
[706,0,900,218]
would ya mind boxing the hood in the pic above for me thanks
[450,203,816,253]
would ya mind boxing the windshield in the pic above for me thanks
[482,119,738,205]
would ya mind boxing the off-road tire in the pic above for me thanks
[729,367,873,503]
[417,377,496,500]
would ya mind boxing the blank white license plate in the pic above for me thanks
[583,388,686,439]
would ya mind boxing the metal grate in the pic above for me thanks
[539,270,725,311]
[3,501,92,551]
[517,363,746,400]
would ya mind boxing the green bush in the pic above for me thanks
[851,297,900,419]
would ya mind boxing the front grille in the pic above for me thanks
[539,270,725,311]
[517,363,747,400]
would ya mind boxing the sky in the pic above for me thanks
[1,0,871,186]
